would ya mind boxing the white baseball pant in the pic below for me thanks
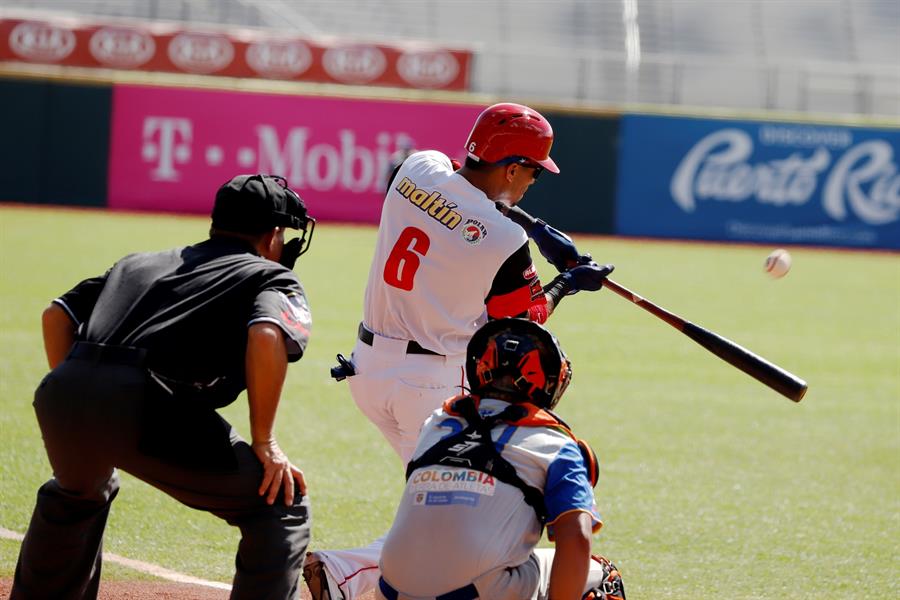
[373,550,613,600]
[314,328,465,599]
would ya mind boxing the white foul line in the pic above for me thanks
[0,527,232,591]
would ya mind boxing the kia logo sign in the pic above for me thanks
[246,40,313,78]
[322,45,386,84]
[9,21,76,62]
[397,51,459,88]
[90,27,155,68]
[167,32,234,74]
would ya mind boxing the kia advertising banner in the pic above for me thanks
[616,114,900,249]
[0,15,472,91]
[107,84,482,223]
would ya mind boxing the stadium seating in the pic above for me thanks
[3,0,898,116]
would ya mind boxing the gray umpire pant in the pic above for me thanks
[11,349,310,600]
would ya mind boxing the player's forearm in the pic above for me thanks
[548,543,590,599]
[42,303,77,369]
[245,323,288,445]
[548,512,593,600]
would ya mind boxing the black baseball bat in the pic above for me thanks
[601,279,808,402]
[501,204,808,402]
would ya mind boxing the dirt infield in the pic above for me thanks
[0,579,377,599]
[0,579,229,599]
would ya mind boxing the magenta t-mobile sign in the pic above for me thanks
[108,84,481,223]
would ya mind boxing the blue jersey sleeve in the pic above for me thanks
[544,441,602,539]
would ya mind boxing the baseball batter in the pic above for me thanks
[305,104,614,599]
[379,318,625,600]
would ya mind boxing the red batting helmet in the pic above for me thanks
[464,103,560,173]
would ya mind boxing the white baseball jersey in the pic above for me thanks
[379,398,603,598]
[314,151,548,599]
[363,150,530,360]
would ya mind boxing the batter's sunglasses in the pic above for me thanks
[496,156,544,179]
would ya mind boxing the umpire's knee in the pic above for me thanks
[237,494,311,562]
[36,472,121,519]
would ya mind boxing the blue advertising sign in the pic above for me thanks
[616,114,900,249]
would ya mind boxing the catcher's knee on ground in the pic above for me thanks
[302,552,344,600]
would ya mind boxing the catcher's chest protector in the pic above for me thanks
[405,396,548,524]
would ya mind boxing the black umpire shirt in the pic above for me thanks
[53,236,312,409]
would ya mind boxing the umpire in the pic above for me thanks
[12,174,317,599]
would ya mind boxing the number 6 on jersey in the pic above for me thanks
[383,226,431,291]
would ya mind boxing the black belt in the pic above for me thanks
[68,342,147,366]
[358,323,441,356]
[378,577,478,600]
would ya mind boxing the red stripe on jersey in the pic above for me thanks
[486,285,534,319]
[486,286,549,321]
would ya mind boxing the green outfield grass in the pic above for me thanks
[1,205,898,598]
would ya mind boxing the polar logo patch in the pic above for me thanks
[461,218,487,245]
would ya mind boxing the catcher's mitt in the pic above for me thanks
[583,555,625,600]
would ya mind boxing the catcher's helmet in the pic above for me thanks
[464,103,559,173]
[466,318,572,409]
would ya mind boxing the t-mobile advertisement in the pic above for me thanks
[616,114,900,249]
[108,84,482,223]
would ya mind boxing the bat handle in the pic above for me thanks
[603,279,686,331]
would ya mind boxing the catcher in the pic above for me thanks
[377,318,625,600]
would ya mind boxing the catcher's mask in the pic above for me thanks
[466,318,572,410]
[212,174,316,255]
[464,103,559,174]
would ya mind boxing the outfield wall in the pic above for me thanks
[1,74,897,249]
[0,78,110,206]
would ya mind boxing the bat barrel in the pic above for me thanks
[603,279,807,402]
[682,322,808,402]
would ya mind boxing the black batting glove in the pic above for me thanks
[279,238,303,270]
[544,262,615,307]
[562,262,615,293]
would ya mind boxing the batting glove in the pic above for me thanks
[563,262,615,293]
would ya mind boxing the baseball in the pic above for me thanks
[764,248,792,278]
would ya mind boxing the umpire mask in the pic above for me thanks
[213,174,316,255]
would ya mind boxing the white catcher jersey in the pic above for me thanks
[363,151,528,360]
[380,398,603,597]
